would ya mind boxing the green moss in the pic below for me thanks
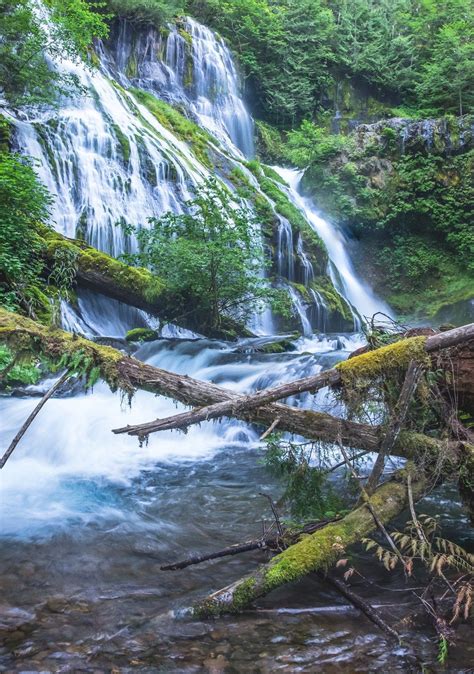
[263,521,349,591]
[386,272,474,319]
[131,88,213,168]
[0,115,12,152]
[178,27,192,46]
[245,160,328,271]
[262,164,286,185]
[42,229,165,304]
[231,578,258,610]
[0,307,126,392]
[27,285,53,325]
[255,120,286,164]
[125,327,158,342]
[0,344,41,387]
[125,52,138,79]
[336,335,428,383]
[112,123,131,163]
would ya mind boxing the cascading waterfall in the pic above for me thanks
[9,9,386,337]
[1,11,390,521]
[105,16,254,157]
[272,166,392,328]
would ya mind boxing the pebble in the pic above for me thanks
[203,654,229,673]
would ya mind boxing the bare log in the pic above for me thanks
[112,368,339,436]
[192,467,429,618]
[0,371,69,469]
[160,519,338,570]
[321,572,400,641]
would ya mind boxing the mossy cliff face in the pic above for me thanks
[300,116,474,321]
[228,161,353,330]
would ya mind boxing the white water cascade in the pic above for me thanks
[273,167,392,327]
[105,16,254,157]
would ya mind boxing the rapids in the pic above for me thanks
[1,11,471,672]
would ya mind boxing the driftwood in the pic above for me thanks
[162,520,399,640]
[160,518,338,571]
[0,371,69,469]
[113,323,474,439]
[321,572,400,641]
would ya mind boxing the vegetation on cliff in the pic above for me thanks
[187,0,473,126]
[121,177,288,331]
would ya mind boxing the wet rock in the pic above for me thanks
[209,629,226,642]
[203,654,229,673]
[43,595,69,613]
[0,605,36,638]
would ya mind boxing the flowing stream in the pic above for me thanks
[1,13,472,672]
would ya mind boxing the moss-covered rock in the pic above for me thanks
[131,87,213,168]
[125,327,158,342]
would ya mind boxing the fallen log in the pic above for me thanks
[41,229,253,339]
[0,309,463,461]
[113,323,474,439]
[191,466,430,618]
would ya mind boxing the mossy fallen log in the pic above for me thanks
[41,229,253,339]
[0,308,458,461]
[192,467,431,617]
[113,324,474,438]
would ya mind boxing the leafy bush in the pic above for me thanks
[0,0,108,106]
[104,0,182,24]
[121,177,285,331]
[0,153,51,311]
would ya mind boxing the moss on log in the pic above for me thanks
[192,467,430,617]
[41,229,253,339]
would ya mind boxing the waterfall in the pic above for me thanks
[10,14,257,335]
[105,17,254,157]
[272,167,392,326]
[8,9,387,337]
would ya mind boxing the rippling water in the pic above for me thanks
[1,335,472,672]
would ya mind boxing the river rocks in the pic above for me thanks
[0,605,36,642]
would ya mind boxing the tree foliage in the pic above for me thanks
[187,0,474,125]
[122,178,284,331]
[103,0,183,24]
[0,153,51,311]
[0,0,108,106]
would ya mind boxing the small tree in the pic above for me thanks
[122,178,284,331]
